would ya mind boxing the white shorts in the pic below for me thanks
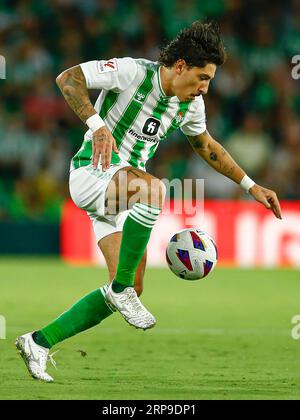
[69,163,130,243]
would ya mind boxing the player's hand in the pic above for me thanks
[249,184,282,219]
[92,126,119,171]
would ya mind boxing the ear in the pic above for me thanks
[174,59,187,75]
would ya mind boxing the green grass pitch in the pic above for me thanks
[0,257,300,400]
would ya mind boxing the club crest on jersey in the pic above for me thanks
[134,92,146,103]
[142,118,161,136]
[175,111,185,124]
[98,59,118,74]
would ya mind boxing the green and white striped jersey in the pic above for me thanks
[71,57,207,171]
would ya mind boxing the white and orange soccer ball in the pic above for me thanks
[166,228,218,280]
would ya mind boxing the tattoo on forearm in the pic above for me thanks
[194,140,204,149]
[190,138,204,149]
[57,66,95,123]
[210,152,217,161]
[226,166,235,177]
[211,149,236,178]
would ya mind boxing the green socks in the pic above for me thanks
[32,330,51,349]
[33,203,161,348]
[33,286,114,349]
[111,281,128,293]
[112,202,161,292]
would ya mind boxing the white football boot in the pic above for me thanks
[106,285,156,330]
[15,333,57,382]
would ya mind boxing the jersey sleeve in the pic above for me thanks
[180,96,207,136]
[80,57,137,92]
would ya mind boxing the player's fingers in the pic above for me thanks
[272,206,282,219]
[92,138,95,161]
[113,139,119,154]
[101,144,107,171]
[261,195,271,209]
[104,142,112,171]
[269,195,282,219]
[92,141,103,169]
[101,140,112,171]
[92,145,98,168]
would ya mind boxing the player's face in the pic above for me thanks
[173,61,216,102]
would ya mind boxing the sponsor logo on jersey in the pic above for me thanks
[175,111,185,124]
[98,58,118,74]
[142,118,160,136]
[129,129,159,143]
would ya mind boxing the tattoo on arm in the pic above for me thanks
[190,133,243,182]
[225,166,235,176]
[57,66,96,123]
[210,152,217,162]
[193,140,204,149]
[209,143,238,178]
[219,148,236,176]
[189,137,204,150]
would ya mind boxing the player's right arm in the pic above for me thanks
[56,65,118,171]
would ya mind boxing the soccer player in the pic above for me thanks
[16,21,282,382]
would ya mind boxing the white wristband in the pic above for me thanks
[240,175,255,193]
[86,114,105,133]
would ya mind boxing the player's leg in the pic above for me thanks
[15,232,147,382]
[15,285,114,382]
[15,163,158,379]
[29,232,147,350]
[105,167,166,329]
[99,231,147,297]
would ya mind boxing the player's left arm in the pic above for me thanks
[187,130,282,219]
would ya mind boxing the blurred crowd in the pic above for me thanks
[0,0,300,221]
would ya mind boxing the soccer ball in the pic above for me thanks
[166,228,218,280]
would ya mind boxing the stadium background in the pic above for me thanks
[1,0,300,401]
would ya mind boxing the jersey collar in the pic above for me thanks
[157,65,175,100]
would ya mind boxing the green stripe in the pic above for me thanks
[112,68,155,146]
[101,91,122,164]
[128,140,147,167]
[152,97,169,120]
[162,101,191,140]
[128,95,169,167]
[72,91,120,169]
[110,68,155,166]
[72,140,92,170]
[135,59,157,71]
[100,91,119,120]
[147,142,159,160]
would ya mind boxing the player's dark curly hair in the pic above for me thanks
[159,21,226,68]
